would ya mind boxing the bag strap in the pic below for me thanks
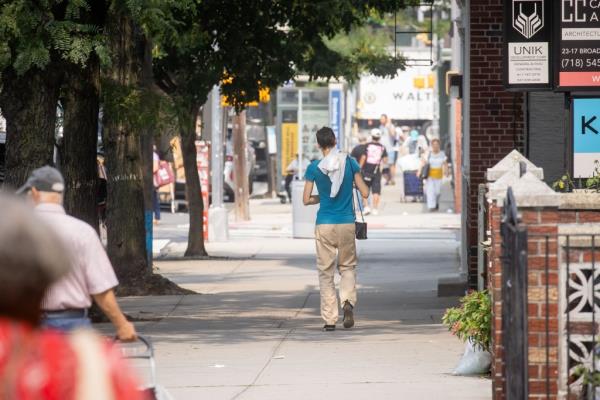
[347,156,365,224]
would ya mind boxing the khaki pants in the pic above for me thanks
[315,223,358,325]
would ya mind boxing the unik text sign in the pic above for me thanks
[573,98,600,178]
[504,0,553,89]
[557,0,600,89]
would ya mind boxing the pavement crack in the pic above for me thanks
[230,328,296,400]
[146,294,187,326]
[231,291,312,400]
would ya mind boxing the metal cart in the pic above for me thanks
[403,170,424,202]
[116,336,174,400]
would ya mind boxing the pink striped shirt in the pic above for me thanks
[36,203,119,310]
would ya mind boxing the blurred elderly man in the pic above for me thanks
[17,166,136,341]
[0,194,144,399]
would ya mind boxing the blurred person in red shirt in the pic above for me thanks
[0,195,146,400]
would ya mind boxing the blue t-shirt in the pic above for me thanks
[304,157,360,225]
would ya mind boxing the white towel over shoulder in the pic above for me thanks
[318,149,347,198]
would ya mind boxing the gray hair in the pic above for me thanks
[0,194,70,322]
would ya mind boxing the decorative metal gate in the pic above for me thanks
[501,188,529,399]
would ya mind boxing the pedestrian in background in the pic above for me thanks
[17,166,137,341]
[350,134,367,163]
[418,138,448,211]
[379,114,397,186]
[0,194,144,400]
[303,127,369,331]
[284,154,299,203]
[360,129,387,215]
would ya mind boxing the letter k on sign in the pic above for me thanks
[582,115,599,135]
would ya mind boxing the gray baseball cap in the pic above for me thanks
[16,166,65,195]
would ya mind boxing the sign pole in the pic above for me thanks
[297,88,304,178]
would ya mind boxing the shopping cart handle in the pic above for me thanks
[113,335,154,358]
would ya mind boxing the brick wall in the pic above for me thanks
[488,202,503,399]
[521,209,560,400]
[489,205,561,400]
[468,0,525,289]
[488,203,600,399]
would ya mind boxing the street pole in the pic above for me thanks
[233,110,250,221]
[265,100,276,198]
[208,86,228,241]
[297,89,303,177]
[431,8,440,140]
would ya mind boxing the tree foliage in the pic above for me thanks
[0,0,109,75]
[153,0,415,113]
[0,0,434,283]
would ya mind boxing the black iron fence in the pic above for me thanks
[501,188,529,400]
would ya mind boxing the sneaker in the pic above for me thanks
[343,301,354,329]
[322,324,336,332]
[371,209,379,216]
[363,207,371,215]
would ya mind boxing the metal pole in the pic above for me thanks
[210,86,223,208]
[297,88,304,178]
[208,86,228,241]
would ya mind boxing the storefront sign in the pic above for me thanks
[557,1,600,89]
[573,98,600,177]
[504,0,553,89]
[358,70,434,120]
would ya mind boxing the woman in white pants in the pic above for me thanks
[419,138,448,211]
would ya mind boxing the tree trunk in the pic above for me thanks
[103,9,149,285]
[61,61,100,228]
[0,67,62,189]
[233,111,250,221]
[180,104,208,257]
[141,37,156,266]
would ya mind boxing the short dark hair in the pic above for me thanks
[316,127,336,149]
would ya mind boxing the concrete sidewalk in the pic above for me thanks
[104,179,489,399]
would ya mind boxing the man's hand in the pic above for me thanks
[116,321,138,342]
[92,289,137,342]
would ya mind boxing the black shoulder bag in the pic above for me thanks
[348,156,367,240]
[418,153,431,180]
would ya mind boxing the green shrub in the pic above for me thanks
[442,290,491,351]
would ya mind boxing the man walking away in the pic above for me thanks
[350,134,367,162]
[303,127,369,331]
[17,166,137,341]
[360,129,388,215]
